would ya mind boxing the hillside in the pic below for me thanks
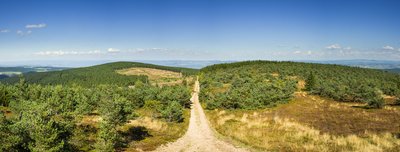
[1,62,198,87]
[0,66,67,80]
[0,62,197,151]
[200,60,400,151]
[385,68,400,74]
[0,66,67,73]
[201,60,400,109]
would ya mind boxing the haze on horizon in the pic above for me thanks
[1,0,400,64]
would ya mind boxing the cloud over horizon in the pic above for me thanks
[107,48,120,53]
[0,29,9,33]
[25,23,47,29]
[34,50,104,56]
[383,46,395,50]
[16,30,32,36]
[326,44,341,50]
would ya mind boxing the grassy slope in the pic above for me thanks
[200,61,400,151]
[1,61,198,87]
[206,94,400,151]
[121,108,190,151]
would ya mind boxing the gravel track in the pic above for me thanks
[153,80,248,152]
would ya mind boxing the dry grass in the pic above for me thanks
[116,67,182,80]
[116,67,185,86]
[0,106,13,118]
[72,108,190,152]
[78,114,102,127]
[206,94,400,151]
[122,108,190,152]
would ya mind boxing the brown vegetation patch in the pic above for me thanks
[116,67,182,80]
[297,79,305,90]
[206,94,400,151]
[79,115,102,127]
[116,67,195,86]
[277,94,400,136]
[122,109,190,152]
[270,72,279,77]
[0,106,13,118]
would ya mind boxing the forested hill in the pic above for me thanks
[385,68,400,74]
[0,61,198,87]
[200,60,400,109]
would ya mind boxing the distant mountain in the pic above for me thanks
[299,60,400,69]
[384,68,400,74]
[1,59,399,70]
[0,74,9,79]
[0,66,67,73]
[135,60,236,69]
[0,66,68,79]
[0,60,235,69]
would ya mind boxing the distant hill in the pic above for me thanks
[0,66,67,80]
[301,59,400,69]
[384,68,400,74]
[0,66,67,73]
[1,62,198,87]
[0,74,9,79]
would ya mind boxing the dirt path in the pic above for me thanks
[153,80,248,152]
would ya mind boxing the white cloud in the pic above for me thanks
[107,48,120,53]
[129,48,169,53]
[34,50,104,56]
[16,30,32,36]
[293,51,301,54]
[16,30,31,36]
[0,29,9,33]
[25,23,47,29]
[306,50,312,55]
[383,45,394,50]
[326,44,341,49]
[344,47,352,50]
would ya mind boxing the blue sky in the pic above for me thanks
[0,0,400,63]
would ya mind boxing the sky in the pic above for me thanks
[1,0,400,64]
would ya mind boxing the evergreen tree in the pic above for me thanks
[94,121,119,152]
[161,101,184,122]
[365,89,385,109]
[0,113,24,151]
[305,72,316,91]
[0,85,12,107]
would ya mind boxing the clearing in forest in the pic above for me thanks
[116,67,184,85]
